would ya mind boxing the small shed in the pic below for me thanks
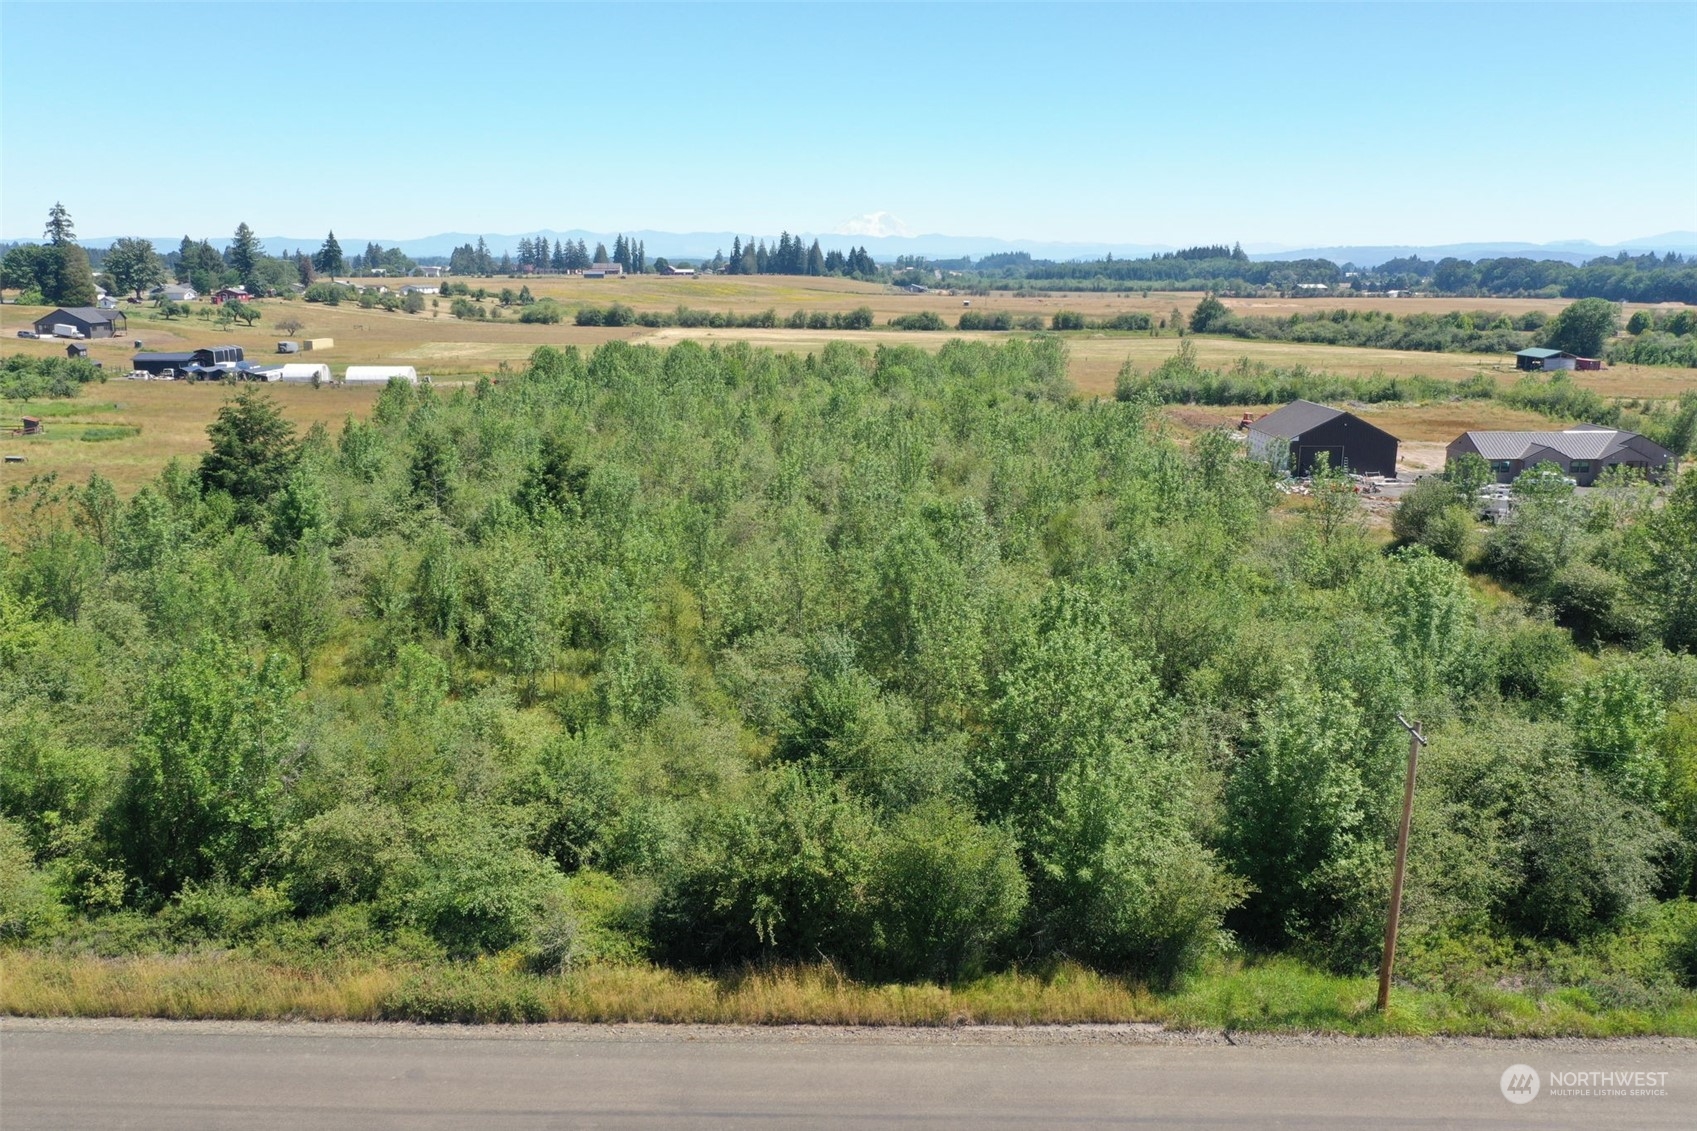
[12,417,44,436]
[344,365,418,384]
[302,338,334,351]
[66,343,90,359]
[1245,399,1400,477]
[1515,347,1578,372]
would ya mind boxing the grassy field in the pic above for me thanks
[3,280,1694,496]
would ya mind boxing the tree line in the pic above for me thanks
[945,248,1697,304]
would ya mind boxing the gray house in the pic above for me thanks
[31,307,127,339]
[1447,425,1674,486]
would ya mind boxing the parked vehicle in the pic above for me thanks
[276,341,300,354]
[16,330,38,339]
[51,324,84,339]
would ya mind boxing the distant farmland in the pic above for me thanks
[2,277,1692,495]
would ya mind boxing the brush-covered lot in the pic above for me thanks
[2,337,1696,1034]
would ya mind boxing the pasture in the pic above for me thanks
[2,278,1693,495]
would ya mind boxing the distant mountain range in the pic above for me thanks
[1243,234,1697,267]
[47,230,1697,268]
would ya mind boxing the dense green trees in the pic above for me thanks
[1,203,99,305]
[1,337,1694,997]
[1542,297,1619,357]
[103,237,166,299]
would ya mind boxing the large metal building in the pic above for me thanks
[1447,425,1674,486]
[1245,399,1400,477]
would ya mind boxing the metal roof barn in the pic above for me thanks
[1245,399,1400,477]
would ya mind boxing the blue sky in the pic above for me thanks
[3,1,1694,247]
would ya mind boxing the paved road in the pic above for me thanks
[3,1019,1694,1129]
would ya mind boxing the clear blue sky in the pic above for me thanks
[4,1,1694,247]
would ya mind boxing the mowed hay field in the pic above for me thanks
[3,280,1693,495]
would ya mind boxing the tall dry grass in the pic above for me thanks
[0,953,1159,1026]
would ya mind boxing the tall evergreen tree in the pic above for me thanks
[229,222,262,283]
[313,232,345,276]
[44,201,76,245]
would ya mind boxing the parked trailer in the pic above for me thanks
[277,341,300,354]
[343,365,418,384]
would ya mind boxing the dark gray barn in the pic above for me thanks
[1245,399,1400,477]
[131,351,195,376]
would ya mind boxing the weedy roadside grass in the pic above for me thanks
[5,952,1693,1034]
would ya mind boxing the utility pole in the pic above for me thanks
[1377,714,1427,1013]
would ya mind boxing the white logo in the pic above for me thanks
[1501,1064,1541,1104]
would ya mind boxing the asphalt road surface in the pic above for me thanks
[3,1019,1694,1129]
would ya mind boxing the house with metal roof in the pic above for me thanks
[31,307,127,339]
[1447,424,1674,486]
[1244,399,1400,476]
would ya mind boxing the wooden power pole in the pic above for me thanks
[1377,715,1427,1013]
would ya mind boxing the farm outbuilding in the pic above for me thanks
[32,308,126,339]
[1245,399,1400,477]
[343,365,418,384]
[1515,347,1579,372]
[301,338,334,351]
[276,363,332,383]
[1447,425,1674,486]
[131,351,196,376]
[66,344,89,359]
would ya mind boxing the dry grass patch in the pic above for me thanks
[0,381,384,495]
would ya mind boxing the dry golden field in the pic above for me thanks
[2,278,1693,496]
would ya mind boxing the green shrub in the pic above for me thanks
[281,802,413,913]
[653,765,876,967]
[0,817,62,940]
[890,311,945,331]
[867,801,1027,981]
[163,881,289,945]
[397,820,561,957]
